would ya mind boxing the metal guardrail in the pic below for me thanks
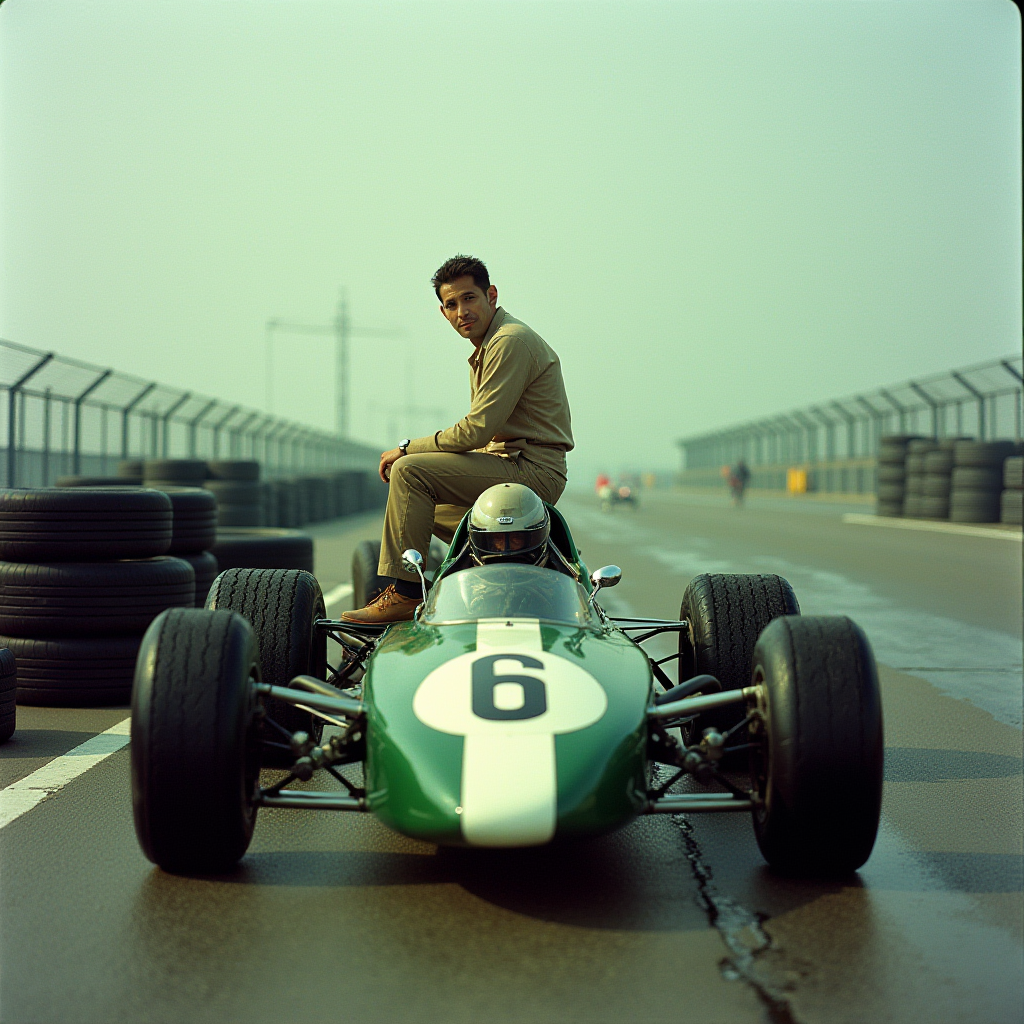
[677,355,1023,492]
[0,338,380,488]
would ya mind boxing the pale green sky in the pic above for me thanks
[1,0,1020,479]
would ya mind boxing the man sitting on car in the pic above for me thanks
[341,254,574,624]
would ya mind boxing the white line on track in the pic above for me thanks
[0,582,352,833]
[0,717,131,832]
[842,512,1023,541]
[323,582,353,608]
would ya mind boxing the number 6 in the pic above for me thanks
[471,655,546,721]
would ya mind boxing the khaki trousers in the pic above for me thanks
[379,452,566,581]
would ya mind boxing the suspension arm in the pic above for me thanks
[645,793,753,813]
[255,678,364,719]
[647,685,758,722]
[255,790,368,811]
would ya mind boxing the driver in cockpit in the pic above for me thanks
[420,484,589,625]
[464,482,552,567]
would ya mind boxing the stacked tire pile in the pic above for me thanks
[268,479,301,527]
[143,458,207,491]
[949,441,1020,524]
[144,486,220,606]
[918,440,960,520]
[1002,456,1023,525]
[0,649,14,743]
[261,470,385,528]
[204,460,263,528]
[118,459,144,482]
[211,527,314,575]
[875,435,921,517]
[0,488,195,706]
[901,439,938,519]
[54,458,145,489]
[52,461,385,530]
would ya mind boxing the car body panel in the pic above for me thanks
[363,606,652,847]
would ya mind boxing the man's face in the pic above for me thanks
[438,276,498,344]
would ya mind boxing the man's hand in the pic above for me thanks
[379,447,404,483]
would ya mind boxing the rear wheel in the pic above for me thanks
[130,608,261,872]
[750,615,883,876]
[679,573,799,737]
[206,568,327,765]
[352,540,387,609]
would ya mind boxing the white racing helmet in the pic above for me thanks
[468,483,550,565]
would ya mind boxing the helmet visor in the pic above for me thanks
[469,522,548,557]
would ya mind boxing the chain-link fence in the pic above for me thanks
[677,355,1024,493]
[1,339,380,488]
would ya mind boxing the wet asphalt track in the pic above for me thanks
[1,491,1021,1024]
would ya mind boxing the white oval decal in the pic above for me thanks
[413,645,608,848]
[414,650,607,736]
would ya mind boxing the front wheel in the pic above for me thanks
[131,608,261,873]
[750,615,884,876]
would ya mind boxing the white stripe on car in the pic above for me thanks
[413,618,607,847]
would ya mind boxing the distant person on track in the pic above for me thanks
[729,458,751,506]
[341,254,574,624]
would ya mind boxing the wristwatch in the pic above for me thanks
[399,438,411,456]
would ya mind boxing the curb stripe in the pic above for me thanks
[842,512,1022,541]
[0,717,131,831]
[323,582,354,609]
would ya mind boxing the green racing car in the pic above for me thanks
[130,502,883,878]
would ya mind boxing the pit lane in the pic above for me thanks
[0,492,1020,1024]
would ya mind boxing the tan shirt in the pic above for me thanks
[406,308,574,479]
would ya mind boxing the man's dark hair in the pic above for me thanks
[432,255,490,300]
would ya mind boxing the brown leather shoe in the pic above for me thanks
[340,585,420,624]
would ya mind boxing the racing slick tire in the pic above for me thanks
[352,539,387,609]
[205,567,327,766]
[679,573,800,743]
[750,615,883,876]
[131,608,261,873]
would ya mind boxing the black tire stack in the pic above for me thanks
[145,487,220,606]
[949,441,1020,524]
[918,439,965,520]
[268,480,300,527]
[0,488,195,706]
[210,528,315,575]
[0,648,15,743]
[1000,456,1023,526]
[875,435,922,517]
[54,475,134,487]
[205,461,263,528]
[258,469,385,527]
[901,439,938,519]
[143,458,207,490]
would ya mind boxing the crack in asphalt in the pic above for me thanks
[670,812,806,1024]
